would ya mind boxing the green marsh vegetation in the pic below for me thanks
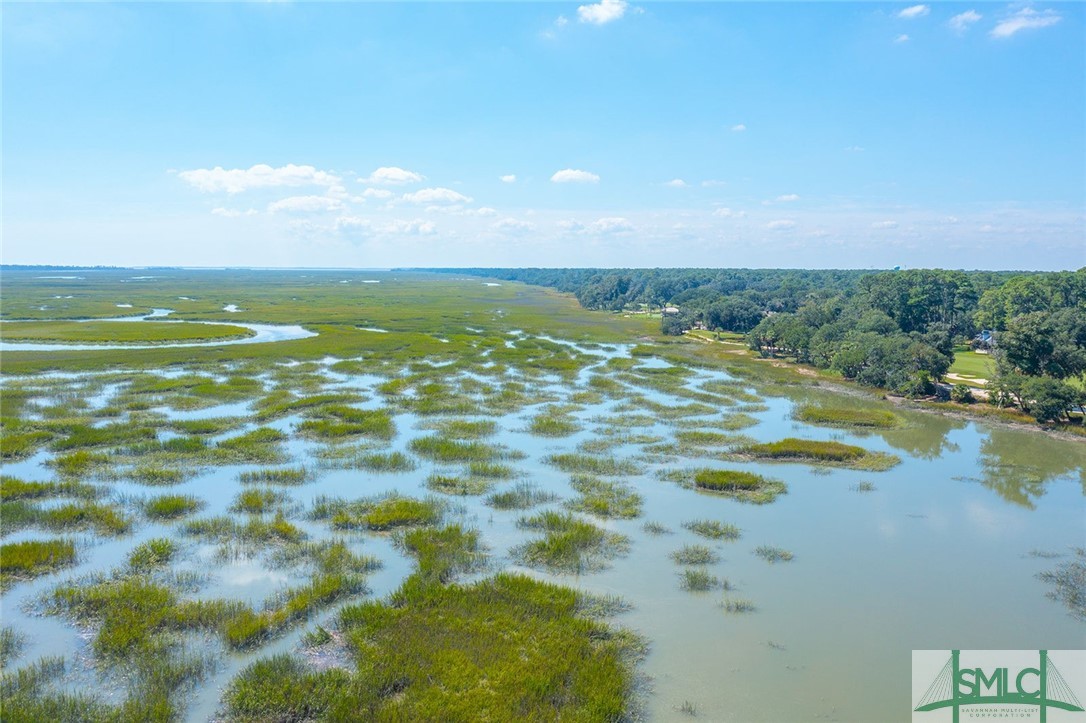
[642,521,673,535]
[0,320,255,344]
[425,473,492,496]
[657,468,787,504]
[528,406,582,437]
[670,544,719,566]
[515,511,629,573]
[143,493,203,520]
[567,474,643,519]
[741,438,900,470]
[418,418,496,439]
[544,452,644,476]
[486,481,559,510]
[795,404,902,429]
[720,597,756,614]
[238,466,310,485]
[184,512,305,546]
[679,569,726,592]
[408,435,511,463]
[311,494,444,531]
[1036,547,1085,621]
[754,545,795,563]
[682,519,741,541]
[0,539,76,588]
[354,451,416,472]
[231,488,286,514]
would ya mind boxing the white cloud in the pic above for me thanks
[401,187,473,205]
[211,207,258,218]
[665,179,688,188]
[179,164,340,194]
[776,194,800,202]
[872,220,899,229]
[335,216,372,236]
[500,174,517,183]
[467,207,499,217]
[361,188,393,200]
[990,7,1061,39]
[767,220,796,230]
[267,195,345,214]
[586,217,635,234]
[551,168,600,184]
[364,166,425,185]
[948,10,982,33]
[730,124,747,132]
[844,145,865,152]
[578,0,627,25]
[712,207,746,218]
[379,219,437,235]
[555,15,569,27]
[894,34,910,43]
[493,217,537,234]
[898,4,930,19]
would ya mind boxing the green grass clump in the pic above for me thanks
[144,494,202,520]
[126,464,188,486]
[224,571,637,721]
[239,466,310,485]
[1,539,76,587]
[679,569,724,592]
[679,468,788,504]
[0,476,96,501]
[683,519,740,541]
[486,482,559,510]
[795,404,901,428]
[543,453,643,476]
[528,412,581,437]
[184,512,305,545]
[642,521,673,535]
[51,423,156,451]
[515,511,628,573]
[425,474,492,496]
[408,435,504,463]
[721,597,756,613]
[0,626,23,664]
[670,544,719,565]
[426,419,497,439]
[675,430,736,446]
[171,417,243,435]
[33,502,131,535]
[48,450,111,477]
[466,460,516,479]
[0,429,52,461]
[400,524,484,583]
[313,495,442,531]
[356,451,416,472]
[753,545,794,563]
[231,488,284,514]
[566,475,643,519]
[216,427,288,463]
[742,438,899,470]
[127,538,177,571]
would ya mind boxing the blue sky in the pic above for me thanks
[3,1,1083,270]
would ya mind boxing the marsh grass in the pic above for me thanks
[356,452,416,473]
[0,539,76,587]
[679,569,724,592]
[742,438,900,470]
[144,494,202,520]
[753,545,794,563]
[486,482,559,510]
[425,474,492,496]
[419,418,496,439]
[127,538,177,571]
[682,519,741,541]
[231,488,285,514]
[170,417,244,436]
[0,626,23,665]
[4,500,132,536]
[796,404,901,429]
[0,476,97,501]
[670,544,719,566]
[515,511,629,574]
[239,466,310,485]
[226,571,637,721]
[543,453,643,476]
[1036,547,1085,621]
[721,597,756,613]
[642,521,673,535]
[216,427,288,464]
[528,409,581,437]
[566,475,642,519]
[467,460,516,479]
[408,435,506,463]
[684,468,788,504]
[184,512,305,545]
[850,481,877,493]
[312,494,443,531]
[48,450,112,477]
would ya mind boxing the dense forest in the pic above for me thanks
[429,268,1086,425]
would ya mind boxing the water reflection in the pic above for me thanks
[977,427,1086,508]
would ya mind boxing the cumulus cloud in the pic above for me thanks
[586,217,635,234]
[500,174,517,183]
[730,124,747,132]
[948,9,982,33]
[894,34,910,43]
[712,207,746,218]
[776,194,800,202]
[551,168,600,184]
[211,207,258,218]
[493,217,537,234]
[872,220,899,229]
[400,187,473,205]
[179,164,340,194]
[361,188,394,200]
[991,7,1061,38]
[363,166,425,185]
[898,4,929,19]
[379,219,437,235]
[665,179,688,188]
[767,220,796,230]
[578,0,627,25]
[267,195,345,214]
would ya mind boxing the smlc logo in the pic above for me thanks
[913,650,1085,722]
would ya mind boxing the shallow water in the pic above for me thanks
[1,343,1082,722]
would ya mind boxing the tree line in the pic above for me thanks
[428,267,1086,425]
